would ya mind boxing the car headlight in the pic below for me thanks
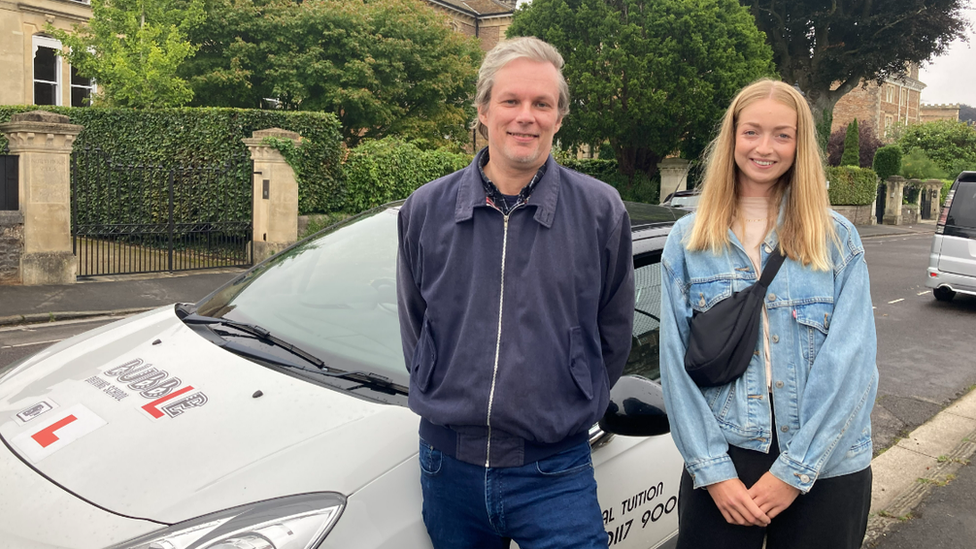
[108,493,345,549]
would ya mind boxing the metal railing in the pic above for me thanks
[71,148,252,277]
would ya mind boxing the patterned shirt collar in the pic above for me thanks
[477,148,548,215]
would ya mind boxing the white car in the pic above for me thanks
[0,201,687,549]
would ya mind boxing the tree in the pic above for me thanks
[897,119,976,178]
[959,104,976,125]
[50,0,205,108]
[739,0,969,141]
[181,0,483,147]
[872,145,902,182]
[840,119,861,167]
[507,0,775,180]
[827,121,882,168]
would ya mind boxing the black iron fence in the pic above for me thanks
[71,148,252,277]
[0,154,17,211]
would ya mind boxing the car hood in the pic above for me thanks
[0,307,419,525]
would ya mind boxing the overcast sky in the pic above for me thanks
[513,1,974,107]
[918,6,975,107]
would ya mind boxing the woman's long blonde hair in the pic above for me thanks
[686,79,836,270]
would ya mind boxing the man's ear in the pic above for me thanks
[478,104,488,126]
[554,115,562,134]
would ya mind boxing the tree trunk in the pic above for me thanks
[616,146,663,181]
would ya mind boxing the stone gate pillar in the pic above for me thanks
[923,179,943,220]
[242,128,301,264]
[658,158,691,204]
[0,111,82,285]
[883,176,906,225]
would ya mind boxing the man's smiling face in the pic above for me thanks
[479,57,562,180]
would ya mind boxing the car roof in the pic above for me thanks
[625,201,685,229]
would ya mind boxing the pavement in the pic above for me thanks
[2,219,972,548]
[0,268,244,325]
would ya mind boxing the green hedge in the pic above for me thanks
[560,158,660,204]
[342,137,471,212]
[942,179,954,207]
[826,166,878,206]
[0,106,343,216]
[872,145,902,182]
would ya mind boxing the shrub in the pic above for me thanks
[941,179,954,207]
[841,119,860,167]
[560,158,622,183]
[872,145,902,182]
[825,166,878,206]
[342,137,470,212]
[0,105,343,216]
[560,158,661,204]
[945,158,976,182]
[897,119,976,174]
[900,148,947,180]
[827,121,883,168]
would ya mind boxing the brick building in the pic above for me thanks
[920,103,961,123]
[0,0,94,108]
[830,65,926,140]
[424,0,517,52]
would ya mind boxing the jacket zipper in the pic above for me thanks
[485,208,516,467]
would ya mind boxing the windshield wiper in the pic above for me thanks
[182,313,408,395]
[183,313,328,370]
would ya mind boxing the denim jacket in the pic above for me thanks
[659,210,878,493]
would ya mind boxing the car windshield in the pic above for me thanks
[195,207,405,385]
[670,195,699,209]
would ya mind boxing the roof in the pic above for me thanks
[426,0,515,17]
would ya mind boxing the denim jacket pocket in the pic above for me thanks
[412,317,437,393]
[700,382,736,422]
[569,326,595,400]
[689,278,734,313]
[794,302,832,367]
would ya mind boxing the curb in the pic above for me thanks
[863,386,976,547]
[0,307,155,328]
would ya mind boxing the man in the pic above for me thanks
[396,37,634,549]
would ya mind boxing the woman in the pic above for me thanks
[659,78,878,549]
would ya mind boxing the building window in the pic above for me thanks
[70,66,95,107]
[33,35,62,106]
[885,85,894,103]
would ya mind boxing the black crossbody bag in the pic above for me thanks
[683,250,786,387]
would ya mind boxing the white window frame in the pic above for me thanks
[32,35,63,106]
[70,66,97,107]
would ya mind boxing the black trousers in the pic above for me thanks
[675,433,872,549]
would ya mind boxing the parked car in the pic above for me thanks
[661,190,700,211]
[927,171,976,302]
[0,201,689,549]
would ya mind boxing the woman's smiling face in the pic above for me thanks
[734,97,798,197]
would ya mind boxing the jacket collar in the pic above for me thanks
[455,148,560,228]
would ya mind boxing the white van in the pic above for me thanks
[927,171,976,301]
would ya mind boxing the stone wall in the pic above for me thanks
[0,0,93,107]
[831,73,924,139]
[0,211,24,284]
[920,104,961,123]
[832,205,875,226]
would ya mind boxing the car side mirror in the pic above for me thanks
[599,375,671,437]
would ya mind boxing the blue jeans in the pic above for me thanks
[419,438,608,549]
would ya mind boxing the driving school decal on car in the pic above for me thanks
[86,358,209,420]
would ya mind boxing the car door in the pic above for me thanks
[589,250,684,549]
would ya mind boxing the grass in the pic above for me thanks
[877,510,913,522]
[916,474,956,487]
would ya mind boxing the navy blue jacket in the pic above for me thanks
[397,150,635,467]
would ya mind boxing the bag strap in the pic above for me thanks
[757,249,786,289]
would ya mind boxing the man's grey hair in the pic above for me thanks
[473,37,571,140]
